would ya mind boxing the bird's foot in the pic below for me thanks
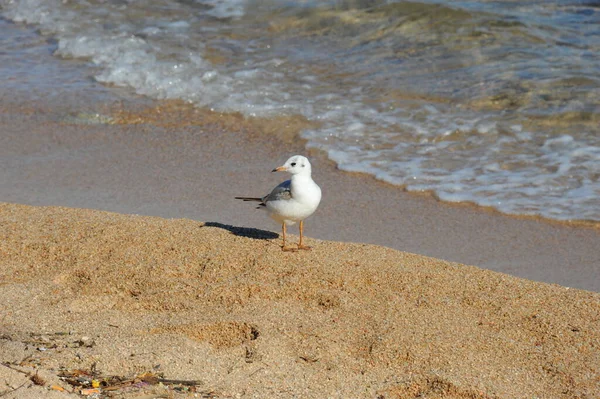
[297,244,312,251]
[282,246,298,252]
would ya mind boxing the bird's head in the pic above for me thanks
[272,155,312,175]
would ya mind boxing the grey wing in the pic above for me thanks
[262,180,292,203]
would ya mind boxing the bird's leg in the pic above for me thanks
[281,223,295,251]
[297,220,312,250]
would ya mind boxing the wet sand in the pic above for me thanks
[1,202,599,399]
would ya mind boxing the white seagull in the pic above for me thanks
[236,155,322,251]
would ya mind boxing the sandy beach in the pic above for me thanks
[0,99,599,399]
[1,202,599,398]
[1,26,599,396]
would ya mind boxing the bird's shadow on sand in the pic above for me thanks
[203,222,279,240]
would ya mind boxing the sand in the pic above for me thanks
[1,202,599,399]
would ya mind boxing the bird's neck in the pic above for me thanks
[291,173,312,182]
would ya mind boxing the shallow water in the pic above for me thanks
[2,0,599,221]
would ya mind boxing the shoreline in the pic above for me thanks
[0,18,598,292]
[1,96,599,292]
[115,100,600,229]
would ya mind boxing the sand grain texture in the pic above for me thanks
[1,203,599,398]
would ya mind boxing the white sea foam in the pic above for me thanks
[199,0,247,19]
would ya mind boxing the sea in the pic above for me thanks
[1,0,599,222]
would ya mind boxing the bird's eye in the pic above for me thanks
[291,162,296,167]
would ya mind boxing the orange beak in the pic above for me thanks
[272,166,287,172]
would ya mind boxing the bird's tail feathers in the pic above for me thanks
[234,196,263,202]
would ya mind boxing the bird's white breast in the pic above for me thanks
[266,175,321,225]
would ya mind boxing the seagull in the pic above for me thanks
[235,155,322,251]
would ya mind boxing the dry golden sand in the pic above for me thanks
[1,203,599,398]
